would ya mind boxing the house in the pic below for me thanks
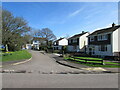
[26,44,32,49]
[53,38,68,50]
[67,31,89,53]
[32,37,47,50]
[87,23,120,57]
[26,37,47,50]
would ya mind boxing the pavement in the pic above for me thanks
[50,54,119,73]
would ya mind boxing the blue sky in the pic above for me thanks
[2,2,118,38]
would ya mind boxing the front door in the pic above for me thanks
[89,48,92,56]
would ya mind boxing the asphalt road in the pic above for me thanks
[2,50,84,73]
[1,50,119,88]
[2,73,118,88]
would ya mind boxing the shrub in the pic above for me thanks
[53,50,60,53]
[63,53,71,58]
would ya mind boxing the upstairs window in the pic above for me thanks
[69,39,71,43]
[34,40,37,43]
[90,36,94,42]
[73,39,77,43]
[98,34,107,41]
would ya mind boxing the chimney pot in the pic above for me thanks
[82,31,84,33]
[112,23,115,27]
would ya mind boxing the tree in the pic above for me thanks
[2,9,31,51]
[40,28,56,45]
[33,28,56,45]
[0,6,2,46]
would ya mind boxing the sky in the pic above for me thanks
[2,2,118,38]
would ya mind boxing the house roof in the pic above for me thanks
[55,38,64,42]
[88,25,120,36]
[68,32,88,39]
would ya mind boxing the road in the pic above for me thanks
[2,50,119,88]
[2,50,84,73]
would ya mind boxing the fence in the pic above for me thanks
[69,56,104,65]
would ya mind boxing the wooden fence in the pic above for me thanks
[69,56,104,65]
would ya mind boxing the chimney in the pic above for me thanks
[82,31,85,33]
[112,23,115,27]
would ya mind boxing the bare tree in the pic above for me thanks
[40,28,56,41]
[32,28,56,45]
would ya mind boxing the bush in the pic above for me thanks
[63,53,71,58]
[53,50,60,53]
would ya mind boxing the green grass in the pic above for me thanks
[1,50,32,62]
[75,57,103,60]
[64,56,120,68]
[104,62,120,65]
[65,57,102,63]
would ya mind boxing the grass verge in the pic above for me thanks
[64,57,120,68]
[1,50,32,62]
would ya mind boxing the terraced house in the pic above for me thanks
[67,31,89,53]
[87,23,120,57]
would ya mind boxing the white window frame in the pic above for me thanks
[98,34,107,41]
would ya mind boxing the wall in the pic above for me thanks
[112,28,119,53]
[79,33,89,52]
[33,41,39,45]
[59,38,68,46]
[91,45,113,56]
[26,44,32,49]
[67,45,79,52]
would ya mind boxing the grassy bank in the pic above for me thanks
[64,56,120,68]
[1,50,32,62]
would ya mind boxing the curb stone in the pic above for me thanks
[0,57,32,68]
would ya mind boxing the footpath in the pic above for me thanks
[52,54,119,73]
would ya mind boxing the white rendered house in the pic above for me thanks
[87,23,120,57]
[53,38,68,50]
[26,44,32,49]
[67,31,89,53]
[26,37,46,50]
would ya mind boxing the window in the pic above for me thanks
[34,40,37,42]
[73,39,77,43]
[98,34,107,41]
[73,46,77,49]
[90,36,94,41]
[98,45,107,52]
[69,40,71,43]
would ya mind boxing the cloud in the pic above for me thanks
[68,8,84,17]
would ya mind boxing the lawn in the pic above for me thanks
[64,56,120,68]
[75,57,103,60]
[1,50,32,62]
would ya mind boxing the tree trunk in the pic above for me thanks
[5,44,9,52]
